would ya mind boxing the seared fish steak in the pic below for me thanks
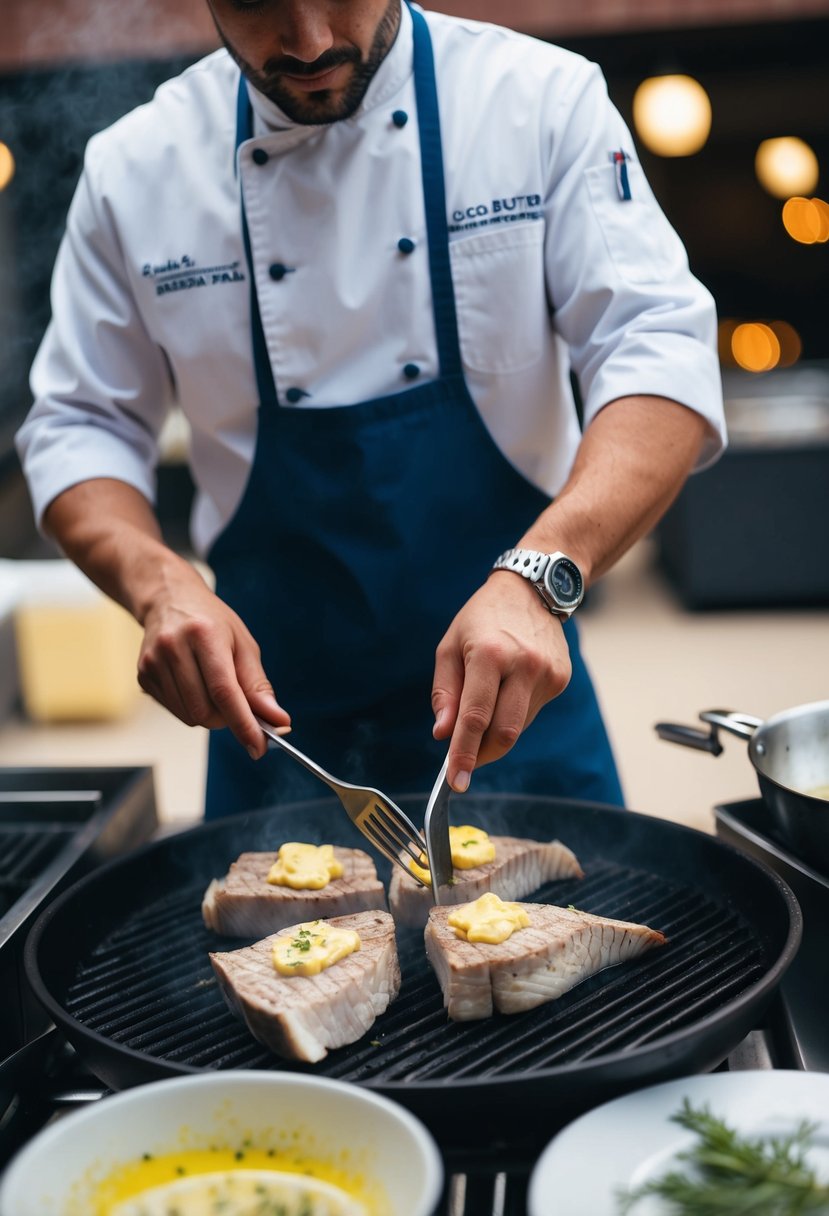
[210,910,401,1062]
[202,847,386,937]
[425,902,666,1020]
[389,836,583,928]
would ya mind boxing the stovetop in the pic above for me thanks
[0,765,158,1054]
[0,995,804,1216]
[715,797,829,1074]
[0,789,822,1216]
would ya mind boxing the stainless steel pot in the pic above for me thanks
[656,700,829,874]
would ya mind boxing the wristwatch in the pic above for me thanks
[492,548,585,620]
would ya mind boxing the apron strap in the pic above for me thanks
[235,80,280,408]
[408,4,463,380]
[233,3,464,400]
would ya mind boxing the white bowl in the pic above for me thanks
[0,1071,443,1216]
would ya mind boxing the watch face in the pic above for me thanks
[545,558,583,608]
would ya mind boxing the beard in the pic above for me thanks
[222,0,401,125]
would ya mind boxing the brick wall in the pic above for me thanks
[1,0,217,70]
[2,0,829,69]
[438,0,829,35]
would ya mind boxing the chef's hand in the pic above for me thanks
[137,564,290,759]
[431,571,571,792]
[41,477,288,758]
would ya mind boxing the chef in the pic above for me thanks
[16,0,725,818]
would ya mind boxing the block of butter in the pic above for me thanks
[13,561,143,722]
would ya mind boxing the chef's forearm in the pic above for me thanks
[514,395,709,587]
[42,478,197,625]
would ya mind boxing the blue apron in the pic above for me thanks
[205,7,623,818]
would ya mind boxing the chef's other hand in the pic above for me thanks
[431,571,571,792]
[137,565,290,759]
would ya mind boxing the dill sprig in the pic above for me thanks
[619,1098,829,1215]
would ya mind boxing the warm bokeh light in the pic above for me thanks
[769,320,803,368]
[809,197,829,241]
[731,323,781,373]
[755,137,819,199]
[782,196,829,245]
[632,75,712,157]
[0,142,15,192]
[720,318,802,371]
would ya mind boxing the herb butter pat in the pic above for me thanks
[408,825,496,885]
[447,892,530,944]
[272,920,361,976]
[267,842,344,890]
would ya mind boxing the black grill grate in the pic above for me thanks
[63,860,767,1081]
[0,826,75,918]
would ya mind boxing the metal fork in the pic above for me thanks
[256,717,428,886]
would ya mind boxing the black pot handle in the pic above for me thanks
[655,720,725,755]
[655,709,763,756]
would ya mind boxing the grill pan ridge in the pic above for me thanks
[24,795,801,1144]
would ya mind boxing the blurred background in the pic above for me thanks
[0,0,827,829]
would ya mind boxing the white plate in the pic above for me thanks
[528,1070,829,1216]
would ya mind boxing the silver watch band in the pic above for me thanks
[492,547,582,620]
[491,548,551,581]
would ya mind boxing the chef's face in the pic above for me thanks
[207,0,401,124]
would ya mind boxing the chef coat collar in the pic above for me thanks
[246,0,412,137]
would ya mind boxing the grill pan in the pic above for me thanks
[24,795,800,1148]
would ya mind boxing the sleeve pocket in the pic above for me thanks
[585,162,687,285]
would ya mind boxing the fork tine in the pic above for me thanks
[256,718,430,882]
[366,809,425,866]
[358,820,429,888]
[373,799,426,851]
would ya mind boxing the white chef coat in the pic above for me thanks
[17,3,725,558]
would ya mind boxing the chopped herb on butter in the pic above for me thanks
[408,824,497,883]
[448,892,530,944]
[272,922,361,977]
